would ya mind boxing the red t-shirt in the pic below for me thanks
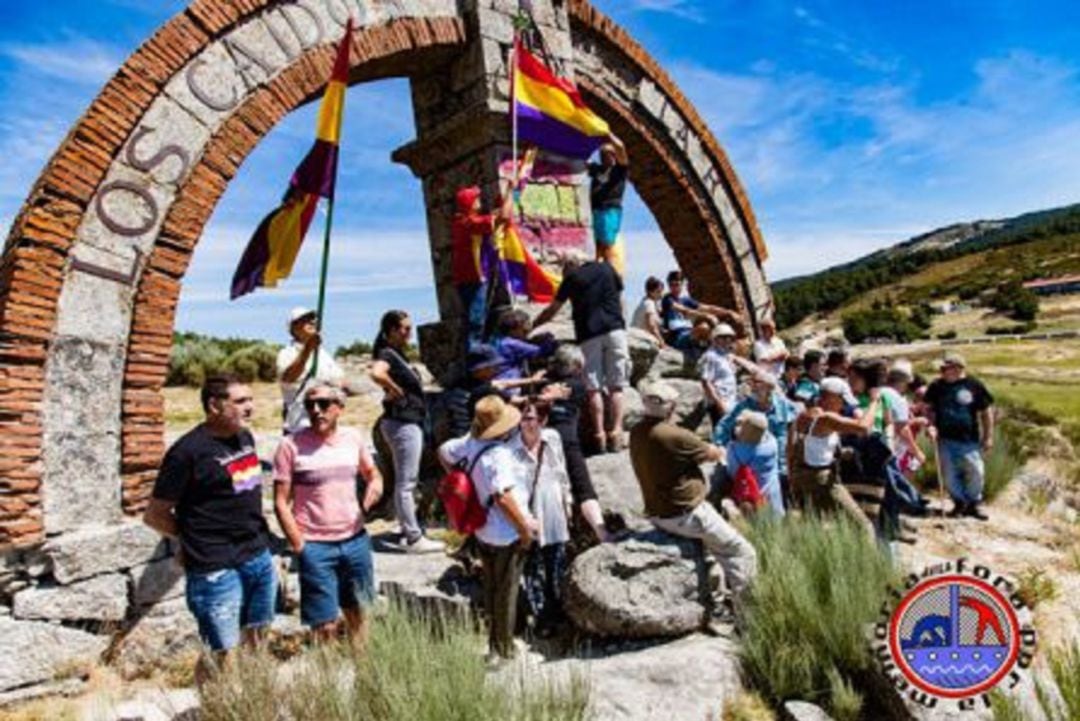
[451,213,495,285]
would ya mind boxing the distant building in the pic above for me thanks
[1022,274,1080,296]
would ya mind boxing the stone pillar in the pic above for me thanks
[392,0,585,380]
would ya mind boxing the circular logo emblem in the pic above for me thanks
[876,561,1037,711]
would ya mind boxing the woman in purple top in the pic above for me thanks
[491,309,557,393]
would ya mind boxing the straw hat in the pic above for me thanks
[471,395,522,440]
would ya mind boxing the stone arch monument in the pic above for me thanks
[0,2,769,672]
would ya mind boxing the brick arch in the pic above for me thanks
[567,0,771,323]
[0,2,466,546]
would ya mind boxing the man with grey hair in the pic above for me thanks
[534,250,629,453]
[273,381,383,643]
[629,381,757,618]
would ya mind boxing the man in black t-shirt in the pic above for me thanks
[534,252,629,453]
[144,374,275,678]
[587,134,628,265]
[924,353,995,521]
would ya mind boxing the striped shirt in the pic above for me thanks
[273,426,375,542]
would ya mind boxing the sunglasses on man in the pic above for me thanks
[303,398,339,412]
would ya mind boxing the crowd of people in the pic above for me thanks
[141,136,998,673]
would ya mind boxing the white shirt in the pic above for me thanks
[753,336,788,378]
[631,297,660,334]
[697,347,738,409]
[277,342,345,434]
[511,429,571,547]
[439,435,533,547]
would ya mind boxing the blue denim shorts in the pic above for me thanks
[185,548,277,651]
[299,530,377,627]
[592,206,622,246]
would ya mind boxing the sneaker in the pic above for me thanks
[404,536,446,554]
[947,503,968,519]
[966,504,990,522]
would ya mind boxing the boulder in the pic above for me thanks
[13,573,129,622]
[46,522,167,584]
[622,386,644,429]
[585,451,646,529]
[373,536,478,618]
[564,532,709,637]
[784,701,836,721]
[626,328,660,385]
[111,598,200,680]
[0,617,108,692]
[650,346,694,380]
[129,556,184,608]
[663,378,709,432]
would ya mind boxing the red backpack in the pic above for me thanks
[732,462,765,508]
[437,445,497,535]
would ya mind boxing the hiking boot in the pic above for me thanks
[947,503,969,519]
[404,536,446,554]
[966,504,990,522]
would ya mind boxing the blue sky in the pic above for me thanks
[1,1,1079,348]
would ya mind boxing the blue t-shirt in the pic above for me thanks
[660,293,700,334]
[715,393,799,475]
[726,434,780,503]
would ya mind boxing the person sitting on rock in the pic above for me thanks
[512,401,572,637]
[791,349,825,406]
[725,410,783,517]
[538,344,611,543]
[272,382,383,645]
[143,374,275,684]
[660,270,741,350]
[630,276,666,347]
[438,395,537,662]
[490,308,557,395]
[629,381,758,618]
[752,318,788,379]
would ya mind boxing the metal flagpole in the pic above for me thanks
[310,195,335,379]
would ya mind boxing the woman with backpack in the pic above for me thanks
[370,310,444,554]
[437,395,538,662]
[725,410,783,517]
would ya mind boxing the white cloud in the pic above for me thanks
[0,37,122,86]
[625,0,705,24]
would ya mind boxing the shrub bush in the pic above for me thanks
[936,330,958,340]
[168,332,280,387]
[986,322,1036,336]
[992,640,1080,721]
[738,515,899,718]
[336,339,374,358]
[199,602,591,721]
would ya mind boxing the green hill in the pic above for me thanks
[773,203,1080,329]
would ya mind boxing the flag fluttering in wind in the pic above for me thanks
[231,20,352,300]
[495,220,560,304]
[512,40,609,159]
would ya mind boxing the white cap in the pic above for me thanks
[819,377,848,397]
[640,381,679,418]
[711,323,736,339]
[889,359,914,381]
[288,306,317,331]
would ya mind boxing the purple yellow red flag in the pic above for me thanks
[512,40,609,159]
[495,220,560,304]
[231,20,352,299]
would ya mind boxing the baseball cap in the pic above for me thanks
[640,381,679,417]
[288,306,317,331]
[711,323,736,339]
[939,352,966,369]
[889,359,914,381]
[819,377,848,397]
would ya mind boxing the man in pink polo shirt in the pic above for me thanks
[273,382,383,643]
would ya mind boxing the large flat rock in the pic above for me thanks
[371,534,478,617]
[13,573,129,622]
[0,618,108,692]
[46,522,167,584]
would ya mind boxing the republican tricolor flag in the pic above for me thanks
[231,20,352,300]
[496,220,560,304]
[512,40,610,159]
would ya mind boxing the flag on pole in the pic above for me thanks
[231,21,352,300]
[512,39,609,159]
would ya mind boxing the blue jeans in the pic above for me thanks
[380,417,425,543]
[458,282,488,348]
[185,548,276,651]
[299,531,376,627]
[938,439,985,505]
